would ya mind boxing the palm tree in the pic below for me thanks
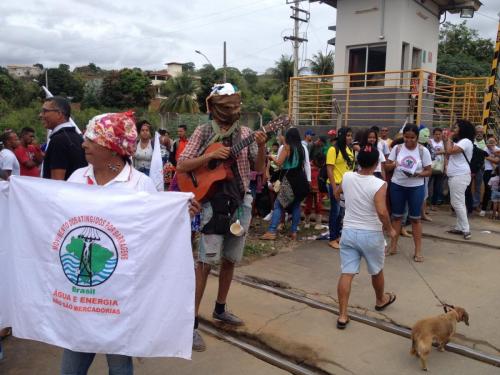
[271,55,294,99]
[309,51,334,76]
[160,73,200,114]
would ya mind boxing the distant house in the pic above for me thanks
[165,62,184,78]
[148,69,171,86]
[7,64,43,78]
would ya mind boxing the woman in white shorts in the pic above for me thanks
[334,145,397,329]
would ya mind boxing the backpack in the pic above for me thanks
[462,144,486,175]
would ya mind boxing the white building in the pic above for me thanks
[165,62,184,78]
[313,0,482,87]
[6,64,43,78]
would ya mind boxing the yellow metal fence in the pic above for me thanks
[288,69,488,131]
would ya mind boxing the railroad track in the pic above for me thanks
[199,322,328,375]
[210,271,500,369]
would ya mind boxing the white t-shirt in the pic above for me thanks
[342,172,386,232]
[485,146,500,171]
[375,142,387,173]
[447,138,473,177]
[378,140,390,157]
[429,139,445,162]
[134,142,153,170]
[0,149,20,177]
[68,163,157,193]
[388,144,432,187]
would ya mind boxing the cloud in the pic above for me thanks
[0,0,498,74]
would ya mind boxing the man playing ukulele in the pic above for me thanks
[177,83,267,351]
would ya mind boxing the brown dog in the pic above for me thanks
[410,305,469,371]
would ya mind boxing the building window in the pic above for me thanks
[348,44,387,87]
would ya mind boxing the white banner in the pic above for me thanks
[150,131,164,192]
[1,176,194,358]
[0,181,12,330]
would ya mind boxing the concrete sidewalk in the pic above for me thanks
[412,208,500,249]
[0,335,287,375]
[198,277,498,374]
[236,211,500,358]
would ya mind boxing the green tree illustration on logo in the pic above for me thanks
[66,237,113,284]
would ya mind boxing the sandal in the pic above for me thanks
[336,318,350,329]
[413,255,424,263]
[446,229,463,235]
[385,250,398,256]
[375,293,396,311]
[328,240,340,249]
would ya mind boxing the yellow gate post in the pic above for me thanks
[416,69,425,125]
[482,18,500,130]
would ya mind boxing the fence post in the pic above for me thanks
[416,69,424,125]
[450,78,456,127]
[344,80,350,127]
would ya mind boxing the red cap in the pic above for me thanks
[328,129,337,136]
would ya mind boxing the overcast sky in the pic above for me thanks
[1,0,499,74]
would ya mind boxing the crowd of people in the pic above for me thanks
[1,85,500,373]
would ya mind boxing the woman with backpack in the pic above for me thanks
[385,124,432,262]
[261,128,311,240]
[444,119,475,240]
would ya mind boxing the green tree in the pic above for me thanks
[438,21,494,77]
[38,64,84,102]
[309,50,334,76]
[0,67,40,108]
[81,79,103,109]
[196,64,218,112]
[242,68,258,88]
[160,73,199,114]
[271,55,294,99]
[182,62,196,73]
[101,68,153,108]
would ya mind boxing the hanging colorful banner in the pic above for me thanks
[0,177,195,358]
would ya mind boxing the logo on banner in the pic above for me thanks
[59,226,118,287]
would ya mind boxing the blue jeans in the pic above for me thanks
[390,183,425,220]
[328,185,342,241]
[268,199,301,233]
[473,169,484,208]
[61,349,133,375]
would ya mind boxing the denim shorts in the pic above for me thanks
[491,190,500,203]
[340,228,385,275]
[198,194,253,264]
[390,183,425,220]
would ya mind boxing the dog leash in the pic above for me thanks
[402,250,449,308]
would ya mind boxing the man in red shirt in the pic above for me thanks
[169,124,189,166]
[14,127,44,177]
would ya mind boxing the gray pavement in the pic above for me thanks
[0,335,288,375]
[228,210,500,370]
[198,277,498,374]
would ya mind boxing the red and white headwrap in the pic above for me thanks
[85,111,137,157]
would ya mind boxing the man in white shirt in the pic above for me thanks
[0,130,21,179]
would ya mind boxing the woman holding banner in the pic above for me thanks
[63,112,198,375]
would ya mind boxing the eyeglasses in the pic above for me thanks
[40,108,60,114]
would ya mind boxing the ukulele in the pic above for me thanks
[177,116,290,201]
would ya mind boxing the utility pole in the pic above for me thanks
[284,0,309,77]
[223,41,227,83]
[284,0,309,126]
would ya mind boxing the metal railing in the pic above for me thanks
[288,69,488,130]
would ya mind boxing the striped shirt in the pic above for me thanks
[178,123,258,192]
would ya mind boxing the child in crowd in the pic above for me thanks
[488,165,500,220]
[304,153,326,229]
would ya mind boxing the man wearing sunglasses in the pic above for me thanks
[40,96,87,180]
